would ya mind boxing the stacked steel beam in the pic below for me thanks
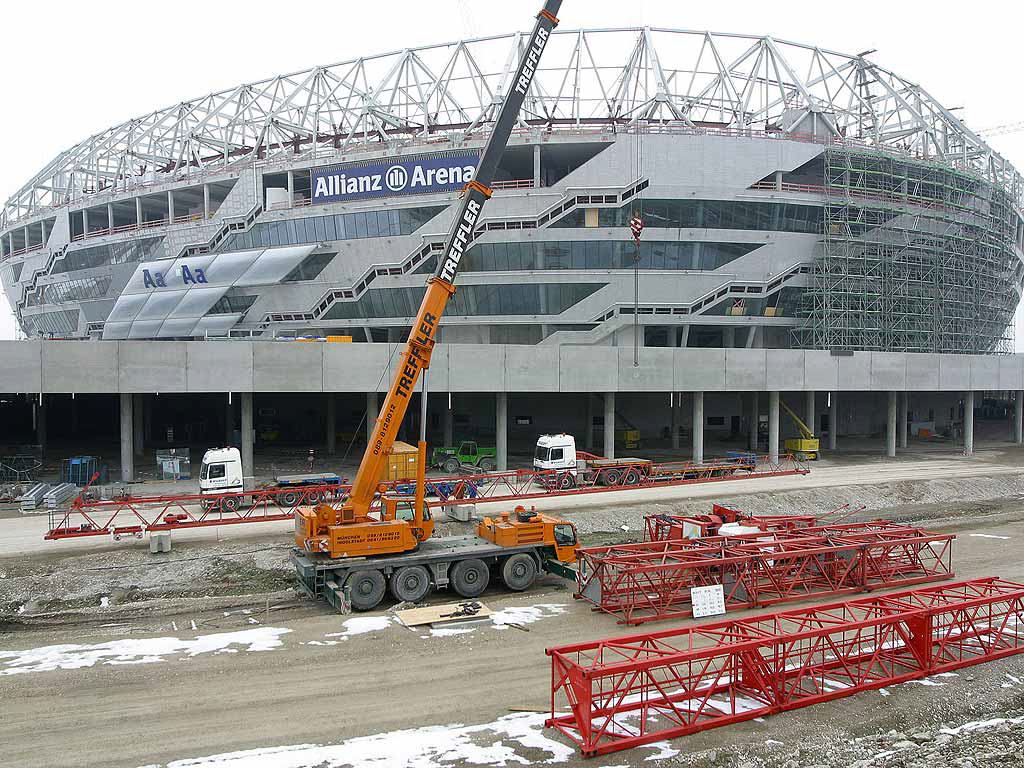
[577,521,955,624]
[548,577,1024,757]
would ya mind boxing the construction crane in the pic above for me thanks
[779,400,820,461]
[294,1,573,594]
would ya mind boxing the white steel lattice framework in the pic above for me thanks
[3,27,1021,231]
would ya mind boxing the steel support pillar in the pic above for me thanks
[1016,391,1023,444]
[748,392,758,451]
[671,393,681,451]
[120,393,134,483]
[496,392,508,471]
[691,392,704,464]
[203,184,211,219]
[240,392,254,478]
[167,190,175,222]
[135,197,143,226]
[36,394,47,451]
[768,391,779,464]
[828,392,837,450]
[604,392,615,459]
[886,392,897,457]
[133,394,144,457]
[326,394,336,454]
[444,394,454,447]
[899,392,909,449]
[964,391,975,456]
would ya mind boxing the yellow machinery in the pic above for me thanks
[779,400,820,460]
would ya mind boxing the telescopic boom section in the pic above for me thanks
[342,1,562,521]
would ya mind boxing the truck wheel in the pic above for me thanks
[221,495,240,513]
[558,472,575,490]
[390,566,431,603]
[478,457,495,472]
[443,457,460,474]
[602,469,621,486]
[345,570,386,611]
[501,553,538,592]
[623,468,641,486]
[278,490,299,507]
[451,559,489,598]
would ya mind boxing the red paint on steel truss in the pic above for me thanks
[547,577,1024,757]
[577,521,955,624]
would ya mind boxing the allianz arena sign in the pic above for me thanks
[310,151,480,204]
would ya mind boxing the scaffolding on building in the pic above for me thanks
[794,148,1020,353]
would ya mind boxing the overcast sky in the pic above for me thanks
[1,0,1022,344]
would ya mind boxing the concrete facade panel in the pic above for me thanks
[836,354,871,391]
[725,349,766,391]
[970,355,1001,391]
[560,346,616,392]
[119,341,187,392]
[998,355,1024,392]
[765,350,804,391]
[870,352,906,391]
[186,342,254,392]
[423,344,450,393]
[674,349,726,391]
[618,348,674,391]
[506,345,558,392]
[323,343,392,392]
[253,342,324,392]
[450,344,505,392]
[0,340,41,392]
[938,354,971,391]
[41,341,118,393]
[906,354,940,390]
[802,350,839,391]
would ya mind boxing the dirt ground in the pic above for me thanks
[3,456,1024,767]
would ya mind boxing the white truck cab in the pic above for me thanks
[534,434,580,473]
[199,447,244,494]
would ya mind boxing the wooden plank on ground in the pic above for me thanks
[395,601,492,627]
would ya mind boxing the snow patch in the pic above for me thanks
[490,603,568,630]
[941,715,1024,735]
[429,627,475,637]
[325,616,393,638]
[0,628,291,676]
[99,596,109,608]
[642,741,680,761]
[969,533,1011,540]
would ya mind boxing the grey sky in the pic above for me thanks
[1,0,1021,343]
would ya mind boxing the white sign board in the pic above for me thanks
[691,584,727,618]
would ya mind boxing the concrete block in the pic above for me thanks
[725,349,766,391]
[506,345,558,391]
[449,344,505,392]
[253,341,324,392]
[149,533,172,553]
[870,352,906,391]
[186,341,254,392]
[618,347,673,391]
[937,354,971,391]
[836,353,871,391]
[119,341,187,392]
[765,349,804,391]
[0,340,41,392]
[674,349,726,391]
[559,345,616,392]
[803,350,839,391]
[42,340,118,393]
[906,353,940,390]
[969,354,1000,391]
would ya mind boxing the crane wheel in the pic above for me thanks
[390,565,431,603]
[345,570,386,611]
[451,558,489,598]
[501,554,538,591]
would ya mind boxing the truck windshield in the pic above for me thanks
[535,446,549,461]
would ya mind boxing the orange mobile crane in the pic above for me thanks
[292,0,579,612]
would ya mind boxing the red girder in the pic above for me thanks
[577,522,955,624]
[547,577,1024,757]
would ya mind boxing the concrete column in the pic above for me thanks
[805,390,815,436]
[496,392,508,471]
[723,327,735,348]
[886,391,897,458]
[133,394,144,458]
[240,391,254,478]
[774,169,783,191]
[107,203,114,231]
[828,392,837,450]
[167,190,175,222]
[443,394,454,447]
[768,391,780,464]
[366,392,379,438]
[604,392,615,459]
[898,392,909,449]
[225,395,234,445]
[1015,391,1023,444]
[36,395,47,451]
[671,392,681,451]
[287,171,295,207]
[748,392,758,451]
[203,184,211,219]
[82,207,89,234]
[533,144,541,187]
[692,391,705,464]
[964,391,975,456]
[326,394,336,454]
[135,197,143,226]
[120,393,134,483]
[584,395,594,452]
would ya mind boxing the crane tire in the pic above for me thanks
[451,558,490,598]
[390,565,431,603]
[501,553,538,592]
[345,570,386,611]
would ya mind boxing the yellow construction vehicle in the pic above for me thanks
[780,400,820,460]
[291,0,578,612]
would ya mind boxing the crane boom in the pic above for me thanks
[342,0,562,523]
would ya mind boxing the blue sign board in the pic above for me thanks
[310,151,480,204]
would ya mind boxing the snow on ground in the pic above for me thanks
[969,533,1012,540]
[140,711,576,768]
[325,616,393,638]
[0,628,291,676]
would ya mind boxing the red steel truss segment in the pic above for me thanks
[577,523,955,624]
[547,577,1024,757]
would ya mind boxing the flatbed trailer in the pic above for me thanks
[540,454,755,489]
[292,533,573,612]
